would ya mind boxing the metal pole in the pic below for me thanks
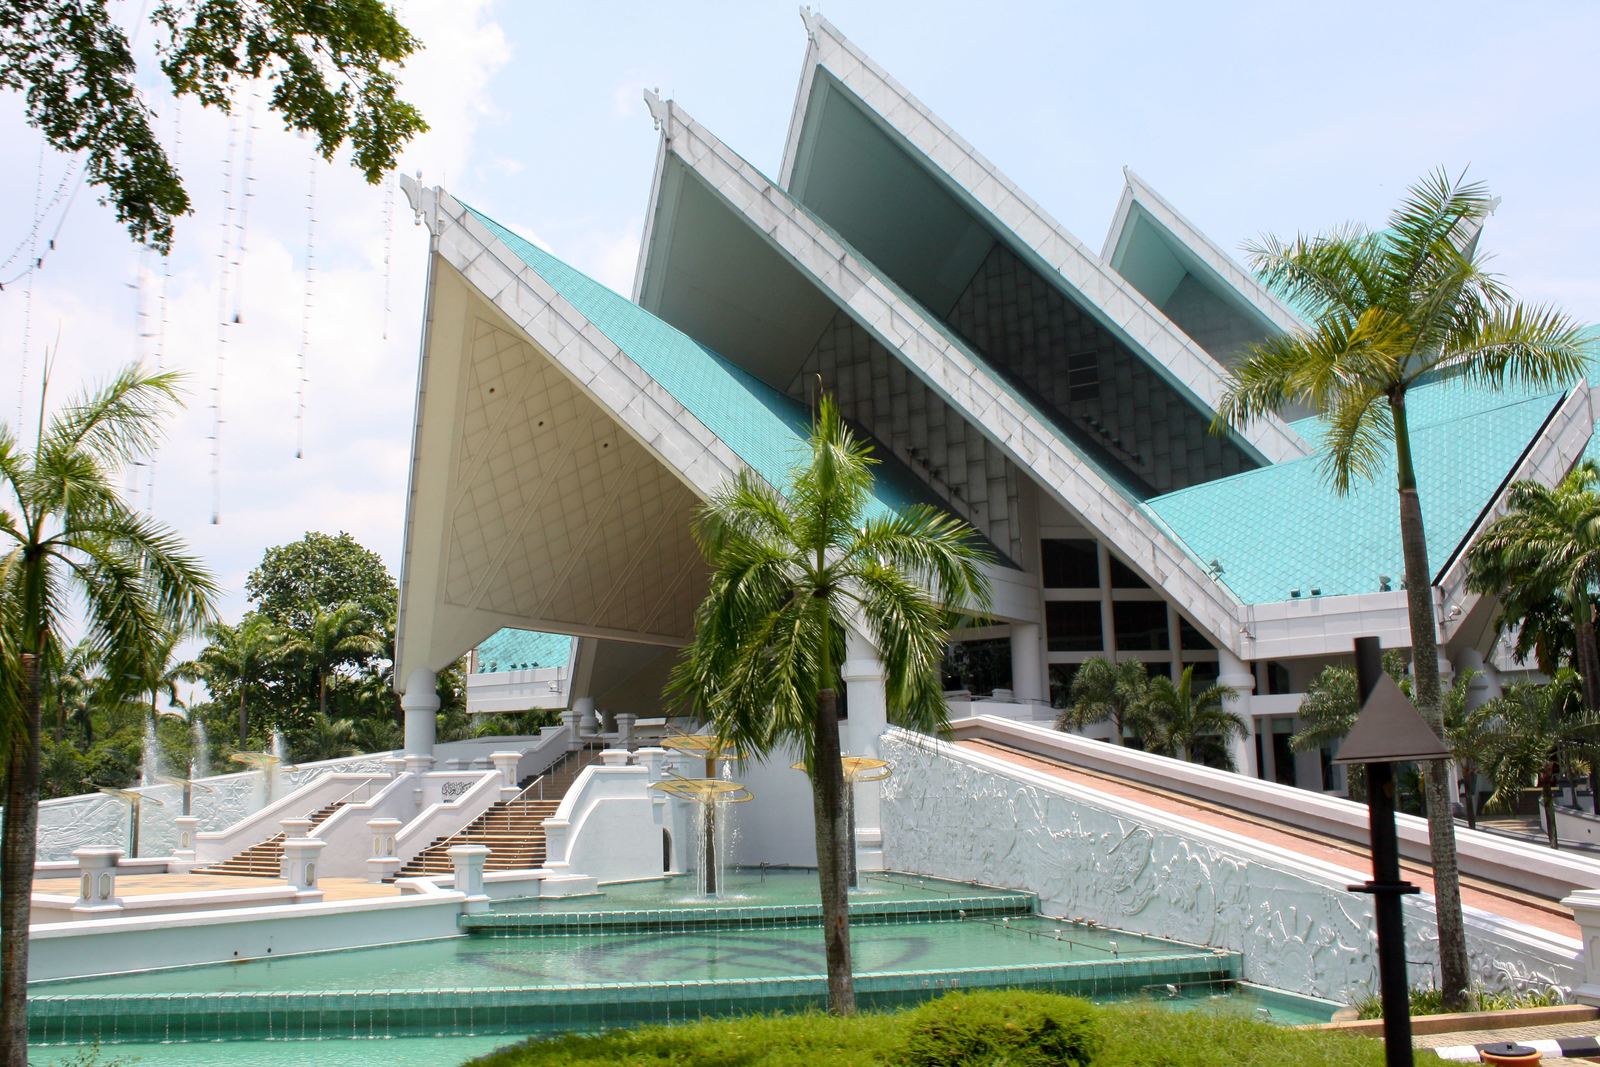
[1353,636,1415,1067]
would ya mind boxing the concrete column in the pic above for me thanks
[1454,647,1501,711]
[366,817,402,883]
[1218,648,1257,779]
[573,696,598,735]
[402,667,439,758]
[171,816,200,870]
[404,753,435,775]
[280,817,313,839]
[1010,622,1044,705]
[599,749,630,767]
[281,837,327,898]
[490,751,522,799]
[72,848,124,913]
[449,844,492,913]
[614,713,637,745]
[842,629,888,872]
[560,705,583,744]
[634,747,669,782]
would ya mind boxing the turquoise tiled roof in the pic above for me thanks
[1145,382,1567,604]
[464,204,923,523]
[474,628,573,674]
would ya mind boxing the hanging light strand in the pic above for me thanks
[15,139,46,428]
[209,106,241,525]
[295,156,317,460]
[146,102,181,514]
[381,174,395,339]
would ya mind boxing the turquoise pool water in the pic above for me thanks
[27,868,1338,1059]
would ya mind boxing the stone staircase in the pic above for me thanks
[393,745,606,879]
[195,799,348,878]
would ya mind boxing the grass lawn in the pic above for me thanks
[465,991,1439,1066]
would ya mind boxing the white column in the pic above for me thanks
[402,667,439,758]
[281,837,326,900]
[449,844,492,913]
[72,847,124,913]
[1010,622,1044,706]
[614,712,637,745]
[171,816,200,870]
[1218,648,1257,779]
[573,696,598,735]
[490,751,521,798]
[366,817,403,883]
[842,629,888,872]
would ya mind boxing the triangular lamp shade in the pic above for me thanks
[1332,672,1452,765]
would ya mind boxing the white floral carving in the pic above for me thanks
[879,734,1579,1002]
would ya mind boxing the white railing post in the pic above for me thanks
[1567,890,1600,1005]
[449,843,492,913]
[366,817,403,883]
[171,815,200,870]
[72,847,124,913]
[281,837,327,899]
[490,751,522,799]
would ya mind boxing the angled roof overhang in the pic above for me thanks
[1103,168,1306,348]
[634,96,1252,654]
[776,10,1310,467]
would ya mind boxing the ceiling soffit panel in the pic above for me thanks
[441,306,705,645]
[777,13,1309,466]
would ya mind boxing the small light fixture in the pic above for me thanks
[1239,625,1253,640]
[1310,587,1321,597]
[1290,587,1302,598]
[1207,558,1224,580]
[1378,575,1391,592]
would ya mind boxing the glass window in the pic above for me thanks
[1049,663,1081,709]
[1108,555,1148,589]
[1041,539,1098,588]
[1183,661,1220,688]
[1046,602,1103,652]
[1178,617,1212,652]
[1113,601,1169,651]
[941,638,1012,696]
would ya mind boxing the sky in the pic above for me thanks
[1,0,1597,638]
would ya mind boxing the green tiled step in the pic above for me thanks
[461,892,1037,935]
[28,951,1239,1047]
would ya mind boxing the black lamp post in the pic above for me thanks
[1334,636,1453,1067]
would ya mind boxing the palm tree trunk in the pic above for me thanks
[238,687,248,749]
[2,652,43,1062]
[1542,771,1559,850]
[812,682,855,1015]
[1391,394,1471,1012]
[1462,764,1477,830]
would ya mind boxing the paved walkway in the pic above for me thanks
[1415,1020,1600,1064]
[34,871,404,903]
[961,739,1579,941]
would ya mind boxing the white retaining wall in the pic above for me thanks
[879,730,1580,1002]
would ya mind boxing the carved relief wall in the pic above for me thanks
[879,733,1578,1001]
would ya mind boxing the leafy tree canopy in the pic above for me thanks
[0,0,427,250]
[245,530,395,634]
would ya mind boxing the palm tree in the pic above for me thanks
[49,640,103,745]
[0,365,216,1061]
[1474,676,1600,849]
[667,395,990,1015]
[293,711,358,762]
[281,601,383,718]
[195,614,289,747]
[1055,657,1151,745]
[1468,461,1600,810]
[1215,170,1590,1009]
[1137,667,1243,768]
[1443,670,1489,830]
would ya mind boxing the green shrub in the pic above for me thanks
[893,990,1100,1067]
[1354,984,1565,1019]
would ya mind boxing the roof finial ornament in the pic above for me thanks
[643,88,670,134]
[799,6,821,41]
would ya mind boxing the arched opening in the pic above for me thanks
[662,828,673,873]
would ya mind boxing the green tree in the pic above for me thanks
[668,395,990,1015]
[0,366,216,1061]
[1474,676,1600,849]
[290,711,357,763]
[1054,657,1151,746]
[279,601,383,718]
[194,614,289,747]
[1215,170,1590,1009]
[1468,461,1600,810]
[1136,667,1243,768]
[1443,671,1490,831]
[0,0,426,250]
[246,531,396,636]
